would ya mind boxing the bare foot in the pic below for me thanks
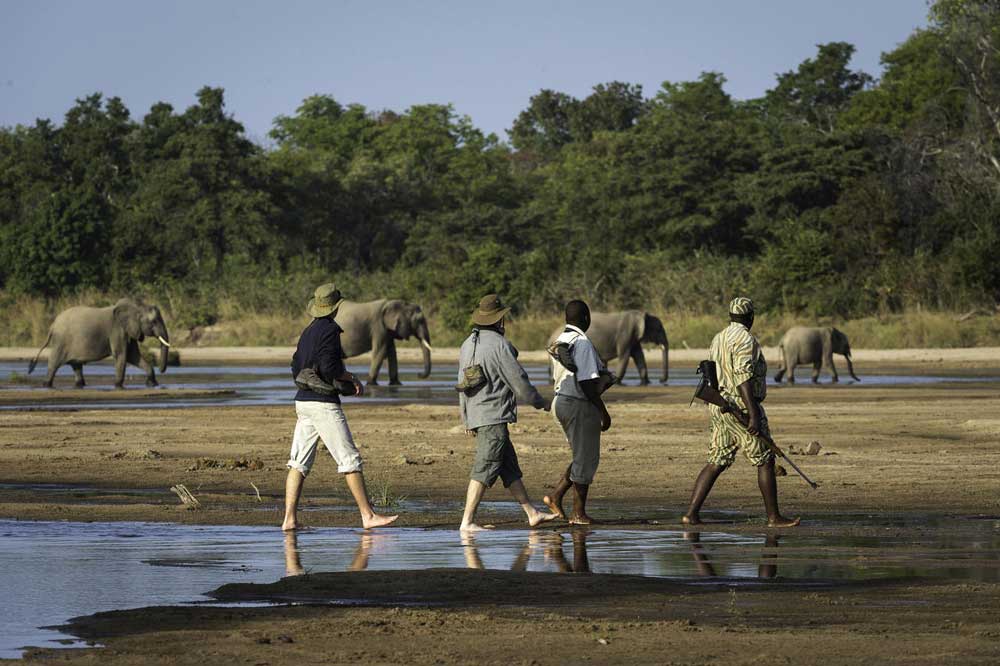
[459,523,494,532]
[767,516,801,528]
[681,515,702,526]
[568,514,594,525]
[362,513,399,529]
[542,495,567,519]
[528,511,559,527]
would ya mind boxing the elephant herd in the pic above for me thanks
[27,299,859,389]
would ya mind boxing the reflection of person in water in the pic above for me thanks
[283,530,382,576]
[461,530,591,573]
[684,532,780,578]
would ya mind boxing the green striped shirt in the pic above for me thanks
[709,321,767,408]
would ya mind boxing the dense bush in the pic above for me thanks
[1,1,999,336]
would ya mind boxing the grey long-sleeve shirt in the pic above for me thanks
[458,328,546,429]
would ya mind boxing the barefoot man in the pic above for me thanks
[543,299,612,525]
[682,297,799,528]
[282,283,398,531]
[457,294,558,532]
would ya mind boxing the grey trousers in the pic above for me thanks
[553,395,602,484]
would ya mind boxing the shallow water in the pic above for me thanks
[2,360,997,410]
[1,518,998,658]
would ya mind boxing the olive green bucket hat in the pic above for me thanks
[472,294,511,326]
[307,283,346,319]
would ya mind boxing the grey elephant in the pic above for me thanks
[549,310,669,385]
[336,299,433,385]
[28,299,172,388]
[773,326,860,384]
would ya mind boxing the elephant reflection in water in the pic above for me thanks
[461,531,591,573]
[283,531,383,576]
[684,532,779,579]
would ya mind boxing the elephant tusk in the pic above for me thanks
[420,339,434,353]
[157,336,171,348]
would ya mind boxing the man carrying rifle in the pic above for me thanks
[682,297,800,528]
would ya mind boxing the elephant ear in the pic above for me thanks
[634,311,647,342]
[113,302,143,343]
[382,301,410,339]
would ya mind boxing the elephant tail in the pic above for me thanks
[27,332,52,375]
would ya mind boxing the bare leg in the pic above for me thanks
[507,479,558,527]
[758,459,800,528]
[282,468,305,531]
[461,533,484,569]
[568,482,594,525]
[543,464,572,519]
[460,480,492,531]
[349,533,375,571]
[571,529,591,572]
[682,463,726,525]
[283,531,304,576]
[70,362,85,389]
[344,471,398,528]
[685,532,717,577]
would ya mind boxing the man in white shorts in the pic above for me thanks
[544,300,612,525]
[282,282,398,531]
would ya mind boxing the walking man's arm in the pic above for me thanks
[494,345,548,410]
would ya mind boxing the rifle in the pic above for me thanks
[691,361,818,490]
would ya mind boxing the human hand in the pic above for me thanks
[747,413,760,436]
[601,409,612,432]
[351,378,364,397]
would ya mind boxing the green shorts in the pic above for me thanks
[708,404,773,468]
[470,423,523,488]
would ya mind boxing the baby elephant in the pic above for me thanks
[773,326,860,384]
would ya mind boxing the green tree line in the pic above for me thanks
[1,0,998,333]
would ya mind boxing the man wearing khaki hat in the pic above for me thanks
[682,297,799,528]
[282,283,398,531]
[457,294,558,532]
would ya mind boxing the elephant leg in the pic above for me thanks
[70,362,85,389]
[614,352,630,385]
[387,340,401,386]
[811,361,821,384]
[44,346,64,388]
[368,345,387,386]
[127,342,158,387]
[631,343,649,386]
[827,354,839,383]
[773,350,786,383]
[787,362,796,385]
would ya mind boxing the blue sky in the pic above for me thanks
[2,1,930,144]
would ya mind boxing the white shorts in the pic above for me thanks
[287,401,363,476]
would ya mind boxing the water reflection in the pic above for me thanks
[685,532,779,578]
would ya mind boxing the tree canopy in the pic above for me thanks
[1,0,998,325]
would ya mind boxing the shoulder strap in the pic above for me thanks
[471,329,480,364]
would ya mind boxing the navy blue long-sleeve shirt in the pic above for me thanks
[291,316,347,403]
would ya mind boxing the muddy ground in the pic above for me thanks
[2,355,999,664]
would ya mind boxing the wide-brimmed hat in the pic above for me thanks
[729,296,755,316]
[472,293,511,326]
[307,283,346,318]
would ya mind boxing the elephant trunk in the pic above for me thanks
[845,352,860,382]
[660,338,669,384]
[417,324,432,379]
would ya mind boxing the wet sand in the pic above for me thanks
[2,354,1000,663]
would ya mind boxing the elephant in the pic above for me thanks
[773,326,860,384]
[335,299,433,385]
[27,299,171,389]
[549,310,669,385]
